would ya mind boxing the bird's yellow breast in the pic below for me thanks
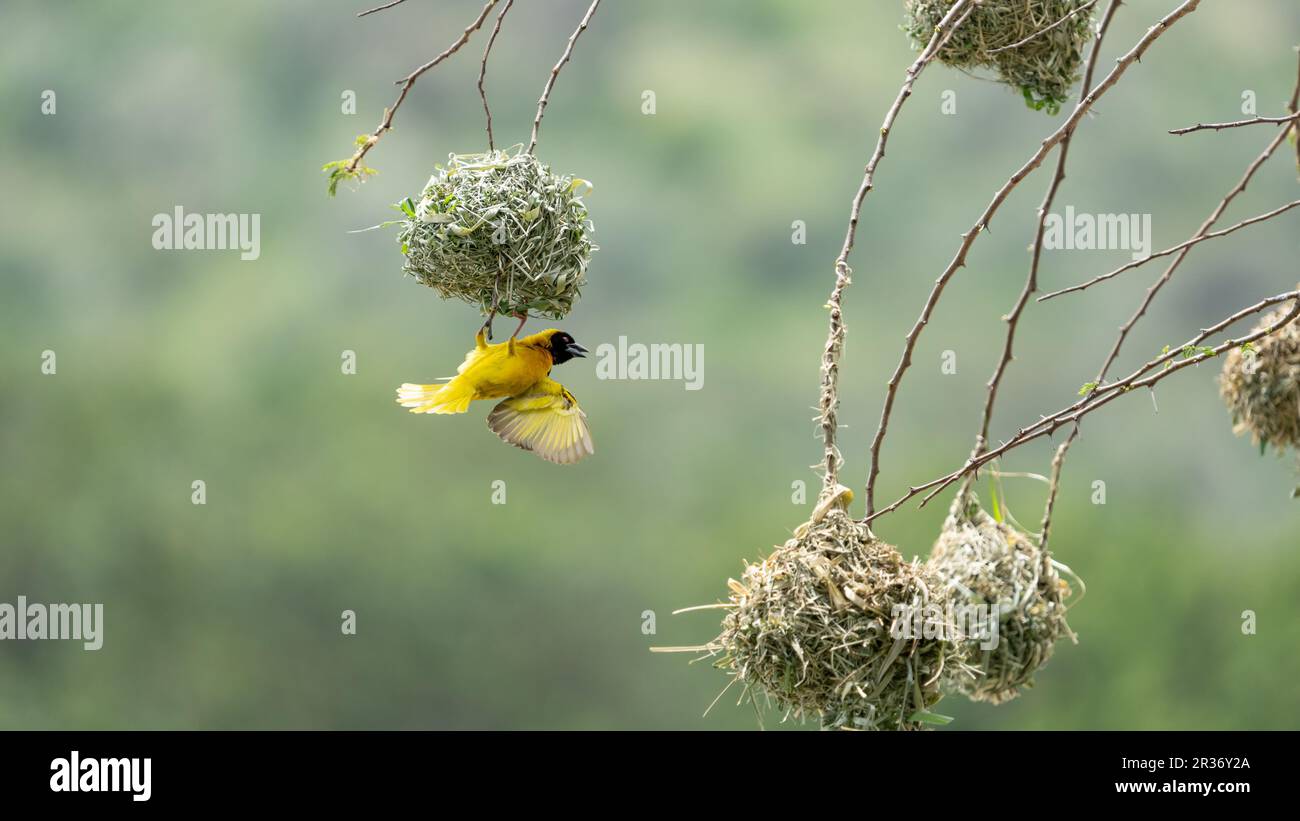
[462,342,553,399]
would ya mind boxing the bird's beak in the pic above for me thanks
[565,342,589,358]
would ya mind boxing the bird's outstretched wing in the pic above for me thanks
[487,378,594,465]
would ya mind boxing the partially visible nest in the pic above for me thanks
[709,504,968,730]
[903,0,1096,114]
[1220,306,1300,457]
[927,494,1074,704]
[396,146,596,319]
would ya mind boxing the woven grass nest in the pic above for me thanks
[395,146,596,320]
[1220,306,1300,460]
[708,491,968,730]
[927,493,1075,704]
[903,0,1096,114]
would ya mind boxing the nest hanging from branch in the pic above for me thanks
[903,0,1096,114]
[395,146,597,319]
[927,493,1075,704]
[1220,306,1300,458]
[706,492,969,730]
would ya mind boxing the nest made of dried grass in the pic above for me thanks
[903,0,1096,113]
[927,494,1075,704]
[395,146,596,319]
[1220,305,1300,456]
[709,508,968,730]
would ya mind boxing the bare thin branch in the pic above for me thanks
[478,0,515,151]
[357,0,406,18]
[863,0,1203,521]
[1038,439,1072,553]
[527,0,602,155]
[814,0,975,498]
[1291,47,1300,173]
[343,0,499,176]
[866,289,1300,523]
[1082,51,1300,397]
[1169,112,1300,135]
[1039,198,1300,301]
[987,0,1098,54]
[963,0,1121,494]
[1036,49,1300,538]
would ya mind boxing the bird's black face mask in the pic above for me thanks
[549,332,588,365]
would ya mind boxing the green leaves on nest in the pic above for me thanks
[903,0,1096,115]
[394,146,596,320]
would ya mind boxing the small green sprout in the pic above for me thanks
[323,135,380,196]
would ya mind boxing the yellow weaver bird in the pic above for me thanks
[396,328,594,465]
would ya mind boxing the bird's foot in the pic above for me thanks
[509,312,528,341]
[479,310,497,342]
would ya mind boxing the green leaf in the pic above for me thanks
[322,158,378,197]
[344,219,404,234]
[989,479,1003,524]
[1078,381,1098,396]
[1180,344,1217,360]
[909,710,955,726]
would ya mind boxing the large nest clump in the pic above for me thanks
[1220,306,1300,458]
[903,0,1096,114]
[927,494,1074,704]
[711,505,968,730]
[395,147,596,320]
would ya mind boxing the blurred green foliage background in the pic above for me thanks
[1,0,1298,729]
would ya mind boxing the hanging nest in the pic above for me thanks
[395,146,596,320]
[706,491,969,730]
[927,493,1075,704]
[1220,306,1300,460]
[903,0,1096,114]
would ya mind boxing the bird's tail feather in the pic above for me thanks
[396,381,473,414]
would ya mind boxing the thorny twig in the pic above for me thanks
[478,0,515,151]
[814,0,975,500]
[341,0,499,178]
[1036,48,1300,540]
[1169,112,1300,135]
[961,0,1122,501]
[357,0,406,18]
[1291,48,1300,173]
[1083,105,1297,384]
[1039,199,1300,301]
[1038,439,1071,552]
[863,0,1203,521]
[865,290,1300,524]
[528,0,602,155]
